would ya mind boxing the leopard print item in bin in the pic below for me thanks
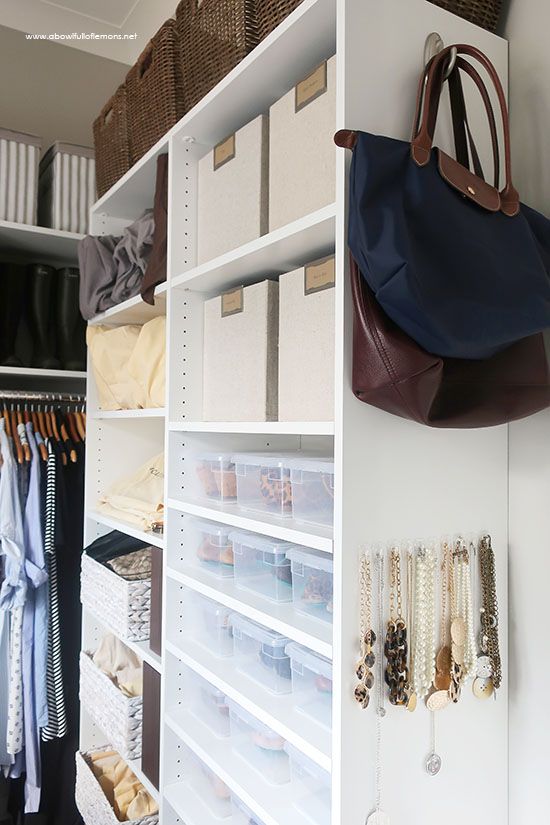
[259,469,292,513]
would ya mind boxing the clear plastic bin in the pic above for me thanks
[287,547,334,623]
[190,518,235,578]
[233,453,296,517]
[195,453,237,503]
[288,457,335,527]
[285,743,331,825]
[227,699,289,785]
[231,796,267,825]
[231,613,292,694]
[186,666,230,738]
[286,642,333,730]
[183,743,232,819]
[185,590,234,658]
[231,530,293,602]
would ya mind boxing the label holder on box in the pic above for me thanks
[295,61,328,113]
[304,255,336,296]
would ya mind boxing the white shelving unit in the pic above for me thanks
[81,3,510,824]
[0,219,83,266]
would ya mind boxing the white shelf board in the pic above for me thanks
[167,566,332,658]
[90,408,166,420]
[167,499,333,554]
[164,780,225,825]
[128,758,160,803]
[87,510,165,549]
[165,638,331,770]
[88,282,167,326]
[83,603,162,674]
[172,203,336,293]
[165,709,305,825]
[169,420,334,435]
[0,366,86,379]
[0,219,83,265]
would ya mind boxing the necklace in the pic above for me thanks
[427,539,451,712]
[412,543,436,699]
[474,534,501,698]
[385,547,409,707]
[355,551,376,709]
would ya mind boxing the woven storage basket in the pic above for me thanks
[427,0,502,32]
[80,651,143,760]
[81,553,151,643]
[93,84,130,199]
[126,19,185,164]
[176,0,259,113]
[76,747,158,825]
[255,0,305,42]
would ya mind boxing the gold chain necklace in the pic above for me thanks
[355,551,376,708]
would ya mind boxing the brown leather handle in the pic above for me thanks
[412,45,519,216]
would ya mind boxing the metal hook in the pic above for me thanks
[423,32,457,79]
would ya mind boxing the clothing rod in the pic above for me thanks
[0,391,86,402]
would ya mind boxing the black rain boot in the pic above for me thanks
[56,267,86,371]
[0,262,26,367]
[27,263,60,369]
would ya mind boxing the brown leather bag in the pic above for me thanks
[349,255,550,428]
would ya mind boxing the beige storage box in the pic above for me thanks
[203,280,278,421]
[278,256,335,422]
[269,55,336,231]
[197,115,269,264]
[0,127,41,224]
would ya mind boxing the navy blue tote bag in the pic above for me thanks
[337,44,550,360]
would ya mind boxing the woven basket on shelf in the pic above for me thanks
[79,651,143,760]
[176,0,259,113]
[255,0,305,42]
[81,553,151,643]
[93,84,130,198]
[76,747,158,825]
[126,19,185,164]
[427,0,502,32]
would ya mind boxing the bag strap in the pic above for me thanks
[411,45,519,216]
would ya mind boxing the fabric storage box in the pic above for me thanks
[227,699,289,785]
[231,530,293,602]
[278,258,335,422]
[0,127,41,224]
[93,84,130,199]
[185,666,230,738]
[81,553,151,643]
[75,747,159,825]
[287,547,333,623]
[180,742,232,820]
[288,457,335,527]
[197,115,269,263]
[38,142,96,234]
[285,743,331,825]
[232,796,266,825]
[194,453,237,502]
[269,55,336,231]
[79,651,143,760]
[286,643,332,730]
[233,452,295,517]
[231,613,291,694]
[203,281,279,421]
[185,591,234,657]
[188,518,235,577]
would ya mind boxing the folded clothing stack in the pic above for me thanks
[88,750,158,822]
[96,453,164,533]
[93,634,143,698]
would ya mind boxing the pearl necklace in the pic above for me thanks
[412,543,436,699]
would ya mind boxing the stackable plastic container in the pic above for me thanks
[183,744,232,819]
[227,700,290,785]
[231,530,293,602]
[185,591,234,657]
[194,452,237,502]
[288,457,335,527]
[285,743,332,825]
[233,453,296,517]
[287,547,334,623]
[286,642,333,730]
[190,518,235,578]
[231,796,266,825]
[186,667,230,738]
[231,614,292,694]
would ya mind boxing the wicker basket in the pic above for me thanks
[126,19,185,164]
[76,747,158,825]
[81,553,151,643]
[427,0,502,32]
[176,0,259,113]
[80,651,143,760]
[93,84,130,199]
[255,0,305,42]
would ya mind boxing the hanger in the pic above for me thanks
[16,405,31,463]
[56,409,76,464]
[9,404,24,465]
[30,405,48,462]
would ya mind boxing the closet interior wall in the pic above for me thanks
[81,1,510,823]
